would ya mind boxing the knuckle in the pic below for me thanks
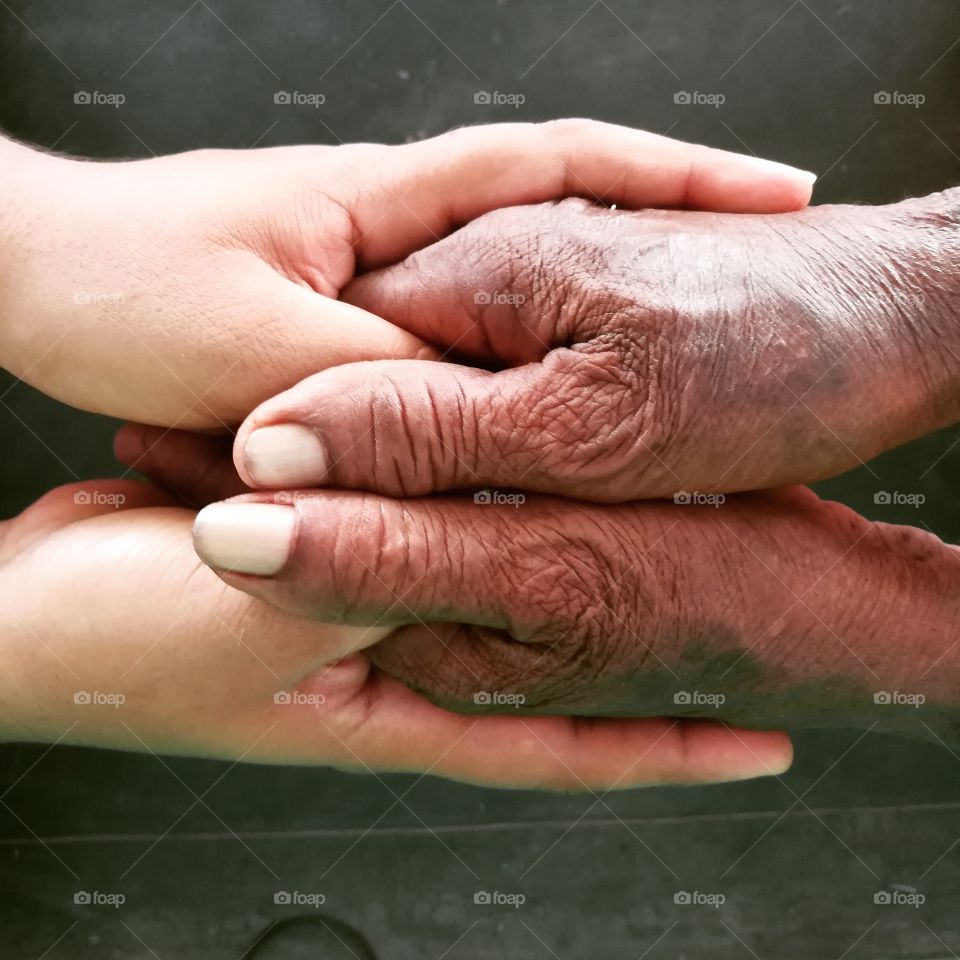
[326,495,415,622]
[362,368,476,495]
[503,337,660,494]
[497,508,659,709]
[432,200,602,364]
[370,505,671,719]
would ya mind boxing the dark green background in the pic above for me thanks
[1,1,959,957]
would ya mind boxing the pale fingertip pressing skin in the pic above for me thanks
[193,502,296,576]
[738,154,818,185]
[242,424,329,488]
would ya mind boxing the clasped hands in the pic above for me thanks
[2,120,958,791]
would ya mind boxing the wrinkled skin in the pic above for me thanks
[233,191,960,500]
[125,191,960,745]
[198,485,960,744]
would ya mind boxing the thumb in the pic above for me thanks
[195,273,437,428]
[192,490,529,627]
[230,352,620,499]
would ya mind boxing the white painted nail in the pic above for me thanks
[193,502,296,576]
[243,424,329,488]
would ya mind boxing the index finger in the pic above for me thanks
[342,119,816,267]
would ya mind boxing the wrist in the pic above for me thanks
[0,137,76,376]
[797,512,960,737]
[849,516,960,740]
[686,493,960,734]
[870,187,960,430]
[771,189,960,474]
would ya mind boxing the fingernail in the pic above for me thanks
[193,502,295,576]
[740,155,817,185]
[243,424,329,488]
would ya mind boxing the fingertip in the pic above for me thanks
[706,726,794,783]
[615,721,794,788]
[240,423,330,490]
[113,422,147,469]
[757,172,815,213]
[192,501,297,577]
[736,154,817,188]
[715,157,816,213]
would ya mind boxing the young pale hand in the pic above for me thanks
[0,121,813,429]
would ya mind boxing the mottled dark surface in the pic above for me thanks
[2,1,960,957]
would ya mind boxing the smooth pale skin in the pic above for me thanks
[0,122,814,788]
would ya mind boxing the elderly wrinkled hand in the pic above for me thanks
[125,187,960,752]
[186,483,960,743]
[229,191,960,500]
